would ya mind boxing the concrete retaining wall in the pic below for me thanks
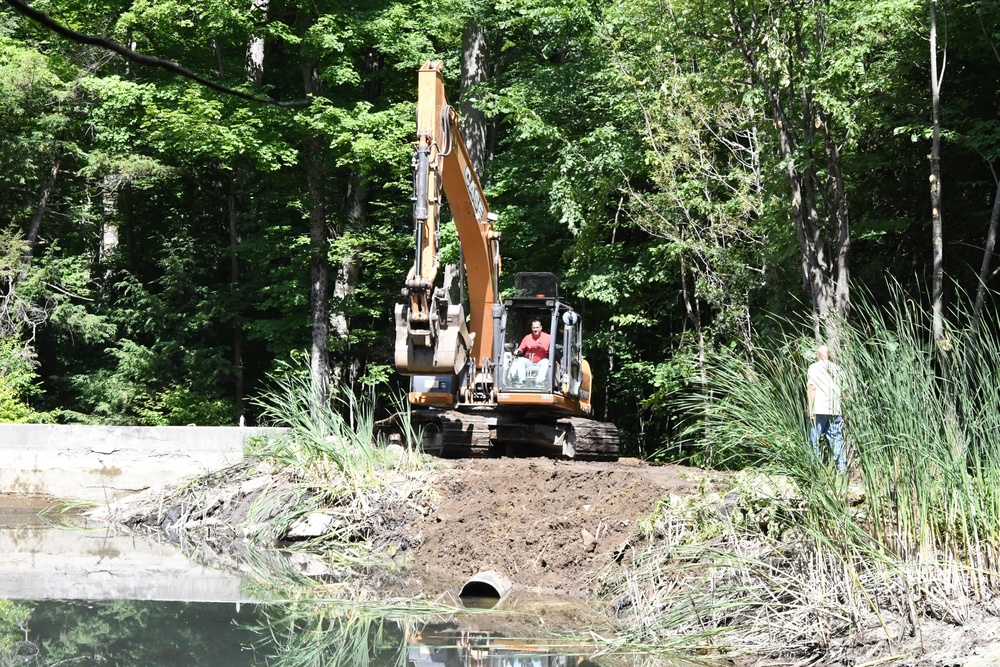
[0,424,286,504]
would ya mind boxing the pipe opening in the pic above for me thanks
[459,571,511,609]
[460,580,501,599]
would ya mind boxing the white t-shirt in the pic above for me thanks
[808,359,842,415]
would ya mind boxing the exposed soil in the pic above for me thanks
[399,456,725,598]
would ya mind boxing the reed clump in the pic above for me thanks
[602,288,1000,662]
[231,365,435,568]
[250,361,428,485]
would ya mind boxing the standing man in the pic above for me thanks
[511,319,551,387]
[807,344,846,473]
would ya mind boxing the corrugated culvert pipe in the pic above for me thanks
[459,571,512,608]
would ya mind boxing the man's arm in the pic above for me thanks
[807,383,816,419]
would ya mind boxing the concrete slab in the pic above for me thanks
[0,424,286,504]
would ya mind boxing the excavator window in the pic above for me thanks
[514,272,559,298]
[499,306,555,392]
[498,274,586,399]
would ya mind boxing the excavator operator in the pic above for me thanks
[510,319,551,387]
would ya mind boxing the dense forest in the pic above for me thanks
[2,0,999,457]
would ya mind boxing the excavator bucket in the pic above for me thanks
[394,302,472,376]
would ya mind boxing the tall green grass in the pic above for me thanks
[233,359,433,568]
[250,359,425,486]
[692,284,1000,567]
[604,285,1000,657]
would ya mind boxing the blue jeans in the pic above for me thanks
[811,414,846,473]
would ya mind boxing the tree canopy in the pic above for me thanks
[3,0,1000,458]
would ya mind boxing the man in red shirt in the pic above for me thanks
[510,319,551,387]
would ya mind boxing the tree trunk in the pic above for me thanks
[460,21,490,176]
[329,174,364,389]
[125,28,135,76]
[300,12,330,405]
[731,8,850,335]
[20,151,62,278]
[228,0,269,419]
[604,323,614,423]
[769,96,834,334]
[930,0,945,347]
[361,47,382,103]
[817,109,851,343]
[212,39,225,78]
[99,175,120,287]
[305,134,330,406]
[679,250,709,459]
[123,180,135,271]
[972,2,1000,333]
[246,0,267,85]
[228,174,245,418]
[246,0,270,86]
[972,179,1000,327]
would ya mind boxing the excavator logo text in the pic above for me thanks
[464,165,486,223]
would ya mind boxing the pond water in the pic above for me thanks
[0,498,675,666]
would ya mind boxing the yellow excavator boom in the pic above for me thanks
[394,61,500,381]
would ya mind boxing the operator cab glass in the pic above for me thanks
[496,273,584,397]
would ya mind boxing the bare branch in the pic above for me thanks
[4,0,310,108]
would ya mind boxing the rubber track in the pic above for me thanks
[564,417,621,461]
[383,408,620,461]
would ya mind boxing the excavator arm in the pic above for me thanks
[395,61,501,386]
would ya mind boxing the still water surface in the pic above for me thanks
[0,499,659,666]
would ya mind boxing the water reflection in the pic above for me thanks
[0,520,254,603]
[407,625,606,667]
[3,600,263,665]
[0,504,674,666]
[0,600,633,667]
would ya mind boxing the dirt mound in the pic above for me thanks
[400,457,725,598]
[92,455,724,603]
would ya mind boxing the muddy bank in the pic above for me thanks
[399,457,724,597]
[91,457,724,598]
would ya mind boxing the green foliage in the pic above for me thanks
[0,599,31,660]
[0,337,45,422]
[250,354,424,484]
[63,336,237,426]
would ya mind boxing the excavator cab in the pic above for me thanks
[495,273,585,401]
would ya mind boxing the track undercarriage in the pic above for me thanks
[376,408,620,461]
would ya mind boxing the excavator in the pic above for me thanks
[387,61,619,461]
